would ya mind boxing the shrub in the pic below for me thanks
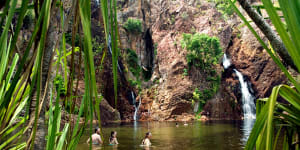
[182,33,222,111]
[92,37,104,53]
[208,0,234,17]
[123,18,142,33]
[126,48,141,78]
[65,32,80,46]
[181,33,222,70]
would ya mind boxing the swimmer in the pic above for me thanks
[87,127,103,145]
[184,121,188,126]
[109,131,119,145]
[141,132,152,146]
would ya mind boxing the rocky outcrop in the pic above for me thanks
[91,0,287,121]
[226,29,287,99]
[140,0,236,121]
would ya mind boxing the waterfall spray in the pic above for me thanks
[222,54,231,69]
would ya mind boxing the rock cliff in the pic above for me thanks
[92,0,287,122]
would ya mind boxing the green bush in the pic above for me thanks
[181,33,222,70]
[208,0,234,17]
[65,32,80,46]
[123,18,142,33]
[126,48,141,78]
[92,37,104,53]
[182,33,222,112]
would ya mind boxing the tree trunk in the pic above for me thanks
[237,0,298,71]
[30,4,59,150]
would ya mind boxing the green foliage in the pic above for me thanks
[183,68,188,76]
[0,0,114,149]
[92,37,105,53]
[154,43,158,57]
[65,32,80,46]
[208,0,234,17]
[170,14,175,24]
[123,18,142,33]
[126,48,141,78]
[128,79,141,91]
[191,75,220,112]
[181,33,223,70]
[229,0,300,149]
[181,33,222,113]
[54,75,66,96]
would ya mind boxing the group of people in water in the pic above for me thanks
[87,122,189,148]
[87,127,152,147]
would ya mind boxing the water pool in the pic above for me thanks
[76,120,254,150]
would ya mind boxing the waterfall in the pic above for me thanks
[108,34,123,74]
[222,53,256,142]
[222,53,256,119]
[222,54,231,69]
[133,100,141,121]
[131,91,141,121]
[234,69,256,119]
[95,0,99,6]
[234,69,256,141]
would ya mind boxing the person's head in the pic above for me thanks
[110,131,117,138]
[176,123,178,125]
[95,127,100,134]
[145,132,152,139]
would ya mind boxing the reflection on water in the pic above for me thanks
[76,121,253,150]
[241,118,255,145]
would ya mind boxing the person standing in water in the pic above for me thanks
[176,123,179,127]
[141,132,152,146]
[184,121,188,126]
[87,127,103,145]
[109,131,119,145]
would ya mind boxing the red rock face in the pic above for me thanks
[92,0,287,122]
[227,30,287,99]
[147,1,236,121]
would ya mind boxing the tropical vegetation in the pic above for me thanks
[0,0,119,149]
[228,0,300,149]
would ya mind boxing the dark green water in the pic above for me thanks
[76,120,254,150]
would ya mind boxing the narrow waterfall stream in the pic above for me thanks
[222,54,256,143]
[108,34,123,74]
[233,70,256,119]
[131,91,141,121]
[222,54,256,119]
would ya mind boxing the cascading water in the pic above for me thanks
[108,34,122,74]
[222,54,256,143]
[222,54,256,118]
[131,91,141,121]
[234,69,256,119]
[222,54,231,69]
[95,0,99,6]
